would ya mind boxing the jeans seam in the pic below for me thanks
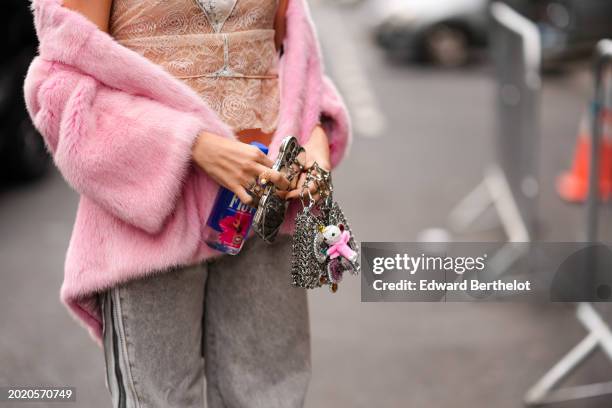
[114,287,143,408]
[101,293,112,393]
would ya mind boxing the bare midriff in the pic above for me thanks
[236,128,274,146]
[110,0,281,147]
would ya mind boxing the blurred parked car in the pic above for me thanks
[0,0,49,183]
[373,0,612,68]
[373,0,489,67]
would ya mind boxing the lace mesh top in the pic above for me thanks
[110,0,280,133]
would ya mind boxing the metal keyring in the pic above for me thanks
[299,184,316,210]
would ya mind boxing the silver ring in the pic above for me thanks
[246,178,262,200]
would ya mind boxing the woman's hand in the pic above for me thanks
[192,132,290,205]
[283,125,331,201]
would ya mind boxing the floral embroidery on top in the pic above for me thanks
[110,0,280,133]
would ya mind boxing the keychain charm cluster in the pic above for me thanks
[289,163,360,293]
[252,136,360,293]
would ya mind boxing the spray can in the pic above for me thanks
[203,142,268,255]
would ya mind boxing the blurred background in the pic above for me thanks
[2,0,612,407]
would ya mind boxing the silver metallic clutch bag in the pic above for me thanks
[253,136,304,243]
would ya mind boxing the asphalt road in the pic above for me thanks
[2,1,612,407]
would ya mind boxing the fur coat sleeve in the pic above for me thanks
[24,58,211,234]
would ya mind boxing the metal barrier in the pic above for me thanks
[587,41,612,243]
[449,2,540,274]
[525,39,612,406]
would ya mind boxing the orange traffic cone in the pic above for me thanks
[557,108,612,203]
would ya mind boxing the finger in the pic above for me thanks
[292,171,307,189]
[309,180,319,194]
[255,165,291,191]
[295,150,308,168]
[267,169,291,191]
[308,181,322,202]
[284,170,313,200]
[287,170,301,191]
[252,147,274,168]
[297,179,319,195]
[285,186,314,201]
[241,177,264,204]
[234,186,255,207]
[285,160,305,182]
[285,189,300,200]
[285,183,309,200]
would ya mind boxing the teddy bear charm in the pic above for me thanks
[315,223,360,292]
[290,163,360,293]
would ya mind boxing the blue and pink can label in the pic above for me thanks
[203,142,268,255]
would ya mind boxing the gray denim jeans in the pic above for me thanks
[100,234,311,408]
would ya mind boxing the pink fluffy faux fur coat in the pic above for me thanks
[23,0,351,343]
